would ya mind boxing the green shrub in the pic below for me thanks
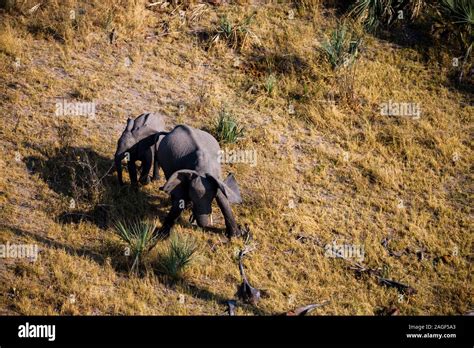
[113,219,159,274]
[265,74,277,95]
[157,233,198,280]
[210,14,259,51]
[349,0,425,32]
[321,22,362,70]
[214,108,244,144]
[435,0,473,81]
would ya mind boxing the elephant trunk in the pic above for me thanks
[115,155,124,185]
[195,214,210,228]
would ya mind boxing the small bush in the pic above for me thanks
[349,0,395,32]
[321,22,362,70]
[210,14,259,51]
[214,108,244,144]
[264,74,277,95]
[46,123,108,206]
[113,219,159,274]
[157,233,197,280]
[0,23,22,57]
[349,0,425,32]
[434,0,473,81]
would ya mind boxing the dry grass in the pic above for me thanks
[0,1,472,315]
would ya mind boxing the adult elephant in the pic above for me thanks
[156,125,243,238]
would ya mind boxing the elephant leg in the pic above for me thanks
[157,190,186,238]
[139,147,152,185]
[128,161,138,185]
[216,190,241,238]
[152,132,166,182]
[115,159,124,186]
[152,150,160,181]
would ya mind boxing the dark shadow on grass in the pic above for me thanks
[2,224,106,266]
[156,278,272,316]
[364,20,473,94]
[185,283,272,316]
[23,145,170,229]
[2,223,151,276]
[193,29,212,50]
[245,49,310,77]
[172,220,229,237]
[319,0,353,15]
[26,24,66,44]
[377,22,434,52]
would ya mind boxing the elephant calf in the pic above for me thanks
[156,125,243,238]
[115,112,167,186]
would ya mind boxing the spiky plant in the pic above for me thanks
[321,22,362,70]
[214,108,244,144]
[265,74,277,95]
[210,14,259,51]
[349,0,425,32]
[157,233,198,280]
[439,0,474,27]
[113,219,159,274]
[435,0,473,81]
[349,0,394,32]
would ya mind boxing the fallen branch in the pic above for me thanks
[377,277,416,295]
[236,230,260,305]
[282,300,330,316]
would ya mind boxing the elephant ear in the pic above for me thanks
[126,117,134,131]
[160,169,198,194]
[207,173,242,204]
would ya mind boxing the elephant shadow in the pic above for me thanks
[24,145,170,229]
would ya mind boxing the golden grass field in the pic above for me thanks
[0,0,472,315]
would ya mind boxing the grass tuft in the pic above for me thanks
[321,22,362,70]
[113,219,159,275]
[157,233,198,280]
[210,14,259,51]
[213,108,245,144]
[264,74,277,95]
[0,23,22,57]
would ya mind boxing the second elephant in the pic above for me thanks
[115,112,167,185]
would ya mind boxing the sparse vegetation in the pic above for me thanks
[157,233,198,280]
[349,0,396,32]
[0,1,471,316]
[113,219,159,274]
[264,74,277,95]
[434,0,473,81]
[349,0,424,32]
[213,108,245,144]
[321,22,362,70]
[210,14,259,51]
[0,23,21,57]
